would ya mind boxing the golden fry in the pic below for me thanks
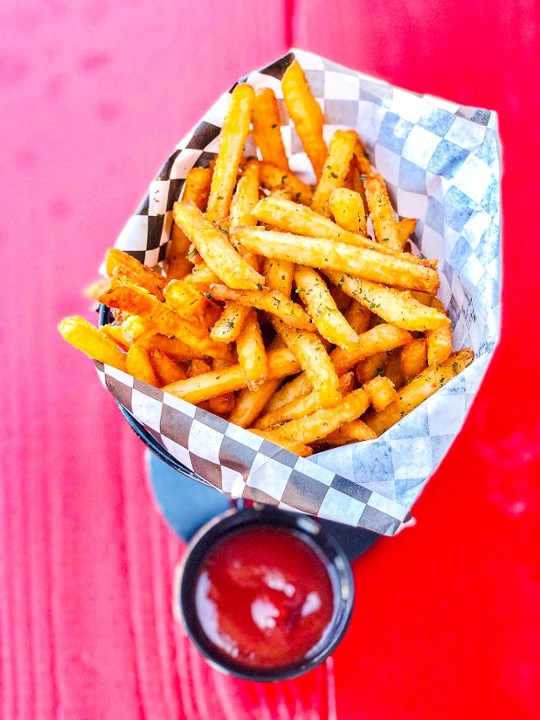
[383,349,403,390]
[58,316,127,372]
[208,284,315,332]
[326,273,449,331]
[236,309,268,390]
[106,248,166,299]
[163,279,208,320]
[425,298,453,366]
[258,162,313,205]
[355,351,389,385]
[294,266,359,349]
[163,347,300,404]
[206,83,255,222]
[364,173,402,250]
[229,378,283,428]
[271,388,370,445]
[323,420,377,446]
[252,88,288,170]
[183,262,219,289]
[210,302,252,343]
[182,166,213,209]
[363,375,397,412]
[397,218,417,249]
[345,300,372,335]
[272,318,341,409]
[329,187,367,235]
[173,202,265,290]
[365,349,474,435]
[282,59,327,180]
[126,343,159,386]
[248,429,313,457]
[150,348,187,386]
[235,227,440,293]
[230,159,259,229]
[400,338,428,382]
[311,130,357,216]
[208,358,236,418]
[264,257,295,297]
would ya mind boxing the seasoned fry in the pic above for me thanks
[230,159,259,230]
[272,318,341,409]
[258,162,313,205]
[364,173,402,250]
[294,266,359,349]
[384,349,403,390]
[323,420,377,446]
[150,348,187,386]
[282,59,327,180]
[208,358,236,418]
[400,338,428,382]
[249,429,313,458]
[101,323,130,351]
[208,284,315,332]
[59,316,127,372]
[270,388,370,445]
[345,300,372,335]
[262,373,312,414]
[163,279,208,320]
[235,227,440,294]
[163,347,301,404]
[106,248,166,299]
[326,273,449,331]
[151,334,208,361]
[264,257,295,297]
[126,343,159,386]
[329,187,367,235]
[228,378,283,428]
[173,202,265,290]
[252,88,288,170]
[254,372,355,430]
[210,302,252,343]
[183,166,213,209]
[187,359,212,377]
[250,197,437,267]
[365,349,474,435]
[236,309,267,390]
[311,130,357,216]
[363,375,397,412]
[206,83,255,222]
[183,262,219,289]
[355,351,389,385]
[397,218,417,249]
[425,298,453,366]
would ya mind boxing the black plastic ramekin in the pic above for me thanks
[173,506,355,682]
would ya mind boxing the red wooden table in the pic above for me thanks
[1,1,539,718]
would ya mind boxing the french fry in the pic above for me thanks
[210,302,252,343]
[329,187,368,235]
[400,338,428,382]
[163,347,301,404]
[269,185,293,200]
[311,130,357,216]
[397,218,417,249]
[101,323,131,351]
[208,358,236,418]
[363,375,398,412]
[329,284,351,312]
[167,166,213,280]
[364,173,402,250]
[322,419,377,446]
[264,257,295,297]
[282,59,327,180]
[252,88,289,170]
[236,309,267,390]
[150,348,187,386]
[270,388,370,445]
[254,372,355,430]
[326,273,449,331]
[258,162,313,205]
[345,300,372,335]
[98,281,231,360]
[208,284,315,332]
[349,130,372,176]
[163,279,208,320]
[425,298,453,366]
[272,318,341,409]
[252,197,434,266]
[294,266,359,349]
[249,429,313,458]
[58,316,127,372]
[187,358,212,377]
[206,83,255,222]
[106,248,166,299]
[183,262,219,289]
[228,378,283,428]
[262,373,312,414]
[383,348,403,390]
[230,159,260,230]
[126,343,159,386]
[150,334,208,361]
[235,227,440,293]
[355,351,389,385]
[365,349,474,435]
[173,202,265,290]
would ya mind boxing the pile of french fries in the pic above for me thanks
[59,60,473,458]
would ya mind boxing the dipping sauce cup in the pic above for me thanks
[174,506,354,682]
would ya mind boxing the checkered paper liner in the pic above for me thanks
[97,49,501,536]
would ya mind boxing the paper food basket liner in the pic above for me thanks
[96,49,502,536]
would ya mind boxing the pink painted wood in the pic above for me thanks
[1,0,539,718]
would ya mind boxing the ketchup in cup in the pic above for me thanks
[177,508,355,681]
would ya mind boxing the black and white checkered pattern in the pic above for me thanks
[102,49,501,535]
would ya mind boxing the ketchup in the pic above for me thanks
[193,525,334,669]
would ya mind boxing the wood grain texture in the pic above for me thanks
[1,0,539,718]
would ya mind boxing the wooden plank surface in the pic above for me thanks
[1,0,539,718]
